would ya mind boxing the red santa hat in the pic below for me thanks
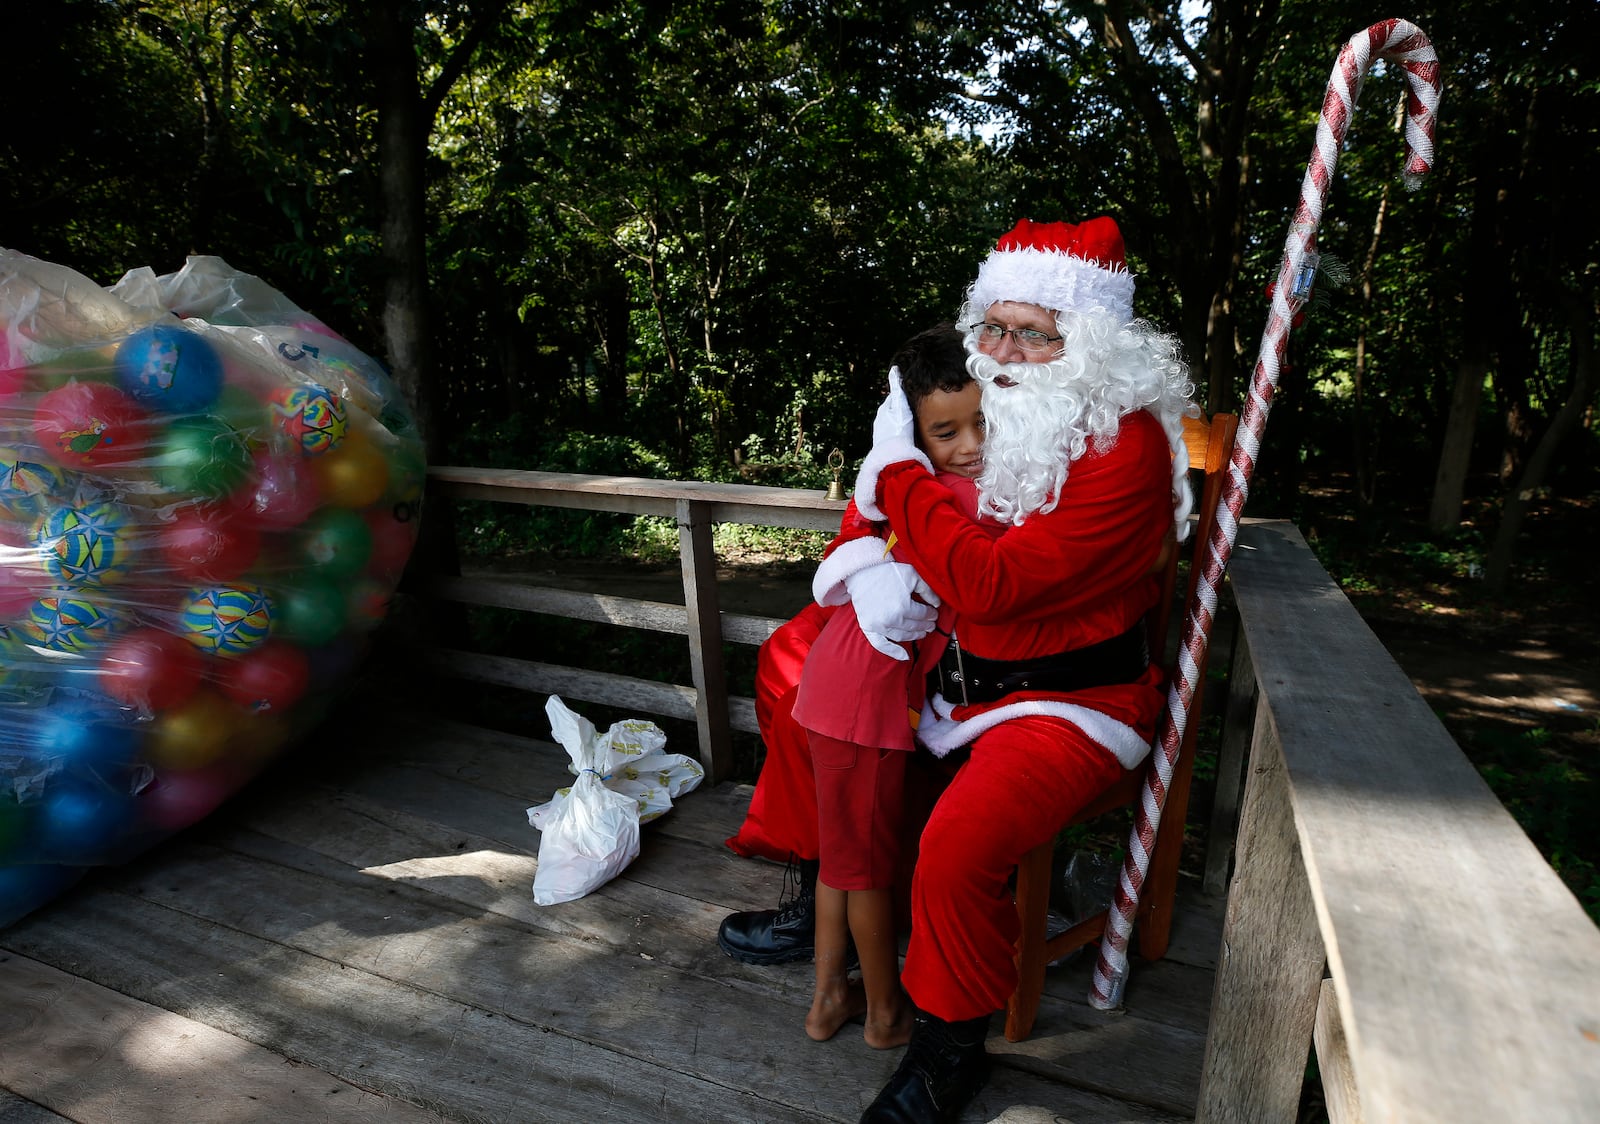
[966,217,1136,324]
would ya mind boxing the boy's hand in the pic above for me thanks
[846,560,940,661]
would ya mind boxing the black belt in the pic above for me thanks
[934,622,1150,706]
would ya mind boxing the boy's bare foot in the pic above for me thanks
[806,981,868,1042]
[863,996,914,1049]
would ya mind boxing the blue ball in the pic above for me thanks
[36,698,140,772]
[114,323,223,414]
[0,864,85,927]
[36,782,137,864]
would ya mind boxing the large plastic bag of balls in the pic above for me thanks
[0,250,425,927]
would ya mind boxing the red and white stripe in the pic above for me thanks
[1090,19,1441,1010]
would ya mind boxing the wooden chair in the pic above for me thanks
[1005,410,1240,1041]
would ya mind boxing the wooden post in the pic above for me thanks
[1196,716,1325,1122]
[677,498,732,781]
[1314,978,1364,1124]
[1203,631,1258,897]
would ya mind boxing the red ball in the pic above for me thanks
[32,381,149,469]
[231,448,321,530]
[217,641,310,714]
[364,504,419,582]
[98,627,206,711]
[161,504,262,583]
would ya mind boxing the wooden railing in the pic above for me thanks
[414,469,1600,1118]
[1199,519,1600,1122]
[416,466,846,782]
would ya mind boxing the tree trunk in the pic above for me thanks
[1483,293,1595,593]
[368,1,437,459]
[1428,357,1487,532]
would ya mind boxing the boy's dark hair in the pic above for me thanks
[891,322,970,417]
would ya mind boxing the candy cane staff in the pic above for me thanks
[1090,17,1442,1010]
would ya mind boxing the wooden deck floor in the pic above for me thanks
[1,688,1222,1123]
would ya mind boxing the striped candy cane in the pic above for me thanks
[1090,18,1442,1010]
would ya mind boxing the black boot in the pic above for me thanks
[859,1011,991,1123]
[716,855,818,965]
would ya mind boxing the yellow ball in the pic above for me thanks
[146,688,237,770]
[312,425,390,508]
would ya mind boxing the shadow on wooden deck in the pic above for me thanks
[1,687,1221,1123]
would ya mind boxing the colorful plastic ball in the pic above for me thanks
[160,503,261,583]
[271,384,347,456]
[365,504,419,582]
[217,640,310,714]
[19,595,117,653]
[273,578,346,648]
[231,448,320,530]
[0,550,51,621]
[346,578,392,633]
[139,764,242,832]
[177,584,275,657]
[98,627,205,712]
[145,688,237,770]
[0,445,68,518]
[0,864,83,927]
[0,334,24,399]
[32,381,148,469]
[0,795,29,855]
[299,506,373,580]
[36,697,141,772]
[36,781,138,863]
[114,323,224,414]
[35,501,128,586]
[153,414,252,498]
[311,425,389,509]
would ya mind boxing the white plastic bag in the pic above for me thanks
[527,696,704,905]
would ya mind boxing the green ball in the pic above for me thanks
[274,579,348,647]
[298,507,373,580]
[154,415,252,499]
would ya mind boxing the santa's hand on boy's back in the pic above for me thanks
[846,560,939,661]
[852,367,932,521]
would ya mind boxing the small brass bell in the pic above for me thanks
[825,448,847,501]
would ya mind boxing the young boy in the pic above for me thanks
[790,324,997,1047]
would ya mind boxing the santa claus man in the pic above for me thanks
[721,217,1196,1122]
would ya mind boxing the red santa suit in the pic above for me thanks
[728,410,1171,1020]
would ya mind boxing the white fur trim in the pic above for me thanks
[812,535,892,606]
[968,248,1135,323]
[852,440,930,522]
[916,693,1153,769]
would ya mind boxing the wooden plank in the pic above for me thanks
[0,1090,73,1123]
[1229,521,1600,1121]
[679,498,733,780]
[0,953,450,1124]
[1196,718,1325,1123]
[1315,977,1363,1124]
[1203,629,1257,897]
[409,575,784,648]
[409,646,701,721]
[7,845,1189,1124]
[427,467,846,531]
[1,892,835,1124]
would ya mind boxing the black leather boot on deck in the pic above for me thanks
[716,854,819,964]
[858,1010,991,1123]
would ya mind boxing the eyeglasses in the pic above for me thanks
[974,322,1063,353]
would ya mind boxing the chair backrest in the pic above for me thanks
[1147,412,1240,668]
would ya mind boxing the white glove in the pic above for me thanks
[853,367,932,521]
[845,560,940,661]
[873,367,917,448]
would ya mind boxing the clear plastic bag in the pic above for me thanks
[1,250,424,925]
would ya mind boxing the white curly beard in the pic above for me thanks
[963,306,1195,526]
